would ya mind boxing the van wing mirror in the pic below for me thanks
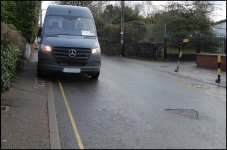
[37,27,42,38]
[97,30,100,37]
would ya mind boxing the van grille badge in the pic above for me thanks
[68,49,77,57]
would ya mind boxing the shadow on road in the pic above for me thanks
[38,72,99,85]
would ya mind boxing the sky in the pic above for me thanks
[41,1,226,24]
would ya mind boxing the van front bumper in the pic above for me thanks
[38,64,100,73]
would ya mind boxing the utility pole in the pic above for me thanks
[164,23,167,59]
[120,1,125,56]
[164,23,166,35]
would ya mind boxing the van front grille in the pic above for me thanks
[52,47,91,65]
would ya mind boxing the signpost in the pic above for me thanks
[174,37,189,72]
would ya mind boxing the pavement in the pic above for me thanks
[1,50,226,149]
[1,60,50,149]
[124,56,226,88]
[155,62,226,88]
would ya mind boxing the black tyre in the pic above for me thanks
[37,65,44,77]
[90,71,100,80]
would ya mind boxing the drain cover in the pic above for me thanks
[1,106,9,112]
[165,109,198,119]
[192,84,209,89]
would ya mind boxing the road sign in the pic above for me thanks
[183,39,189,43]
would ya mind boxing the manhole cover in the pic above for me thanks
[1,106,9,112]
[192,84,210,89]
[165,109,199,119]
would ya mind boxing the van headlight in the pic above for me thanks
[40,44,52,52]
[91,48,101,55]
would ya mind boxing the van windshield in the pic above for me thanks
[44,15,97,36]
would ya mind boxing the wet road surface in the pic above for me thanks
[49,55,226,149]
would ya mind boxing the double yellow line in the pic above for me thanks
[58,79,84,149]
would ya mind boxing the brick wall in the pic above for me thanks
[196,54,226,71]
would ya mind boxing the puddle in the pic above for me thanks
[165,109,199,119]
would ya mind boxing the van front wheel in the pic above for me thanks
[37,66,44,77]
[89,72,100,80]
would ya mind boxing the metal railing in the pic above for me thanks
[196,34,226,54]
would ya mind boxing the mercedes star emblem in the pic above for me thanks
[68,49,77,57]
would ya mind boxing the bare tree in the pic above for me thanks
[139,1,160,22]
[55,1,109,18]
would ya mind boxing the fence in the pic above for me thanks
[99,24,165,59]
[163,33,226,55]
[198,34,226,54]
[98,24,226,59]
[99,36,120,55]
[165,35,195,54]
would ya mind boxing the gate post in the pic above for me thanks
[224,37,226,54]
[195,32,201,54]
[195,32,201,64]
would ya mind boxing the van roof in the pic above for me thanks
[46,5,93,18]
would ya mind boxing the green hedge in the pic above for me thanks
[1,35,22,92]
[1,1,41,43]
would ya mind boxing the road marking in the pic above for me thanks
[176,78,187,84]
[176,78,194,89]
[205,88,226,100]
[58,79,84,149]
[187,84,193,89]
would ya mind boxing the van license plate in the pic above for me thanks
[62,68,81,73]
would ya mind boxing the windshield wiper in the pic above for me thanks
[56,34,75,36]
[45,34,75,36]
[45,34,96,37]
[45,34,58,37]
[83,35,96,37]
